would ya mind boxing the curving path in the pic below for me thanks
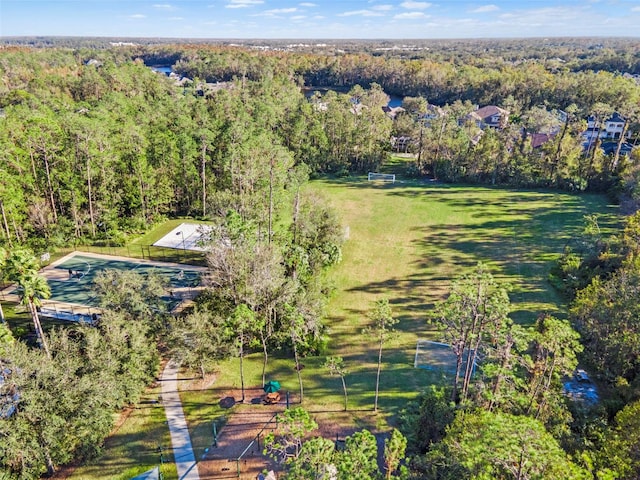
[161,360,200,480]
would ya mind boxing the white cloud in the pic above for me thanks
[632,6,640,11]
[372,4,393,10]
[338,9,385,17]
[291,15,306,20]
[394,11,429,19]
[489,6,588,31]
[471,4,499,13]
[129,14,146,18]
[153,4,174,9]
[299,2,317,6]
[226,0,263,8]
[169,16,184,20]
[400,1,431,9]
[265,8,297,14]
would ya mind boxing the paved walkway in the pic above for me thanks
[162,360,200,480]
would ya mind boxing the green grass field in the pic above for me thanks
[60,177,618,478]
[180,178,618,428]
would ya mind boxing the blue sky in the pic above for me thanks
[2,0,640,39]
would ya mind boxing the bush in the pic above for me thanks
[398,385,456,454]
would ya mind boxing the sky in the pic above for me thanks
[2,0,640,39]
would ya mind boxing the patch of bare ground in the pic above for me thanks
[198,387,284,479]
[313,410,381,440]
[198,387,389,479]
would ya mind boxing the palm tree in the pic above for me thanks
[4,249,51,357]
[19,273,51,358]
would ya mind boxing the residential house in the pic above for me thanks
[583,112,628,142]
[468,105,510,130]
[391,136,413,152]
[582,112,636,157]
[382,105,405,120]
[529,133,555,149]
[418,104,445,126]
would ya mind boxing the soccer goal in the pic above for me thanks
[368,172,395,183]
[414,340,478,376]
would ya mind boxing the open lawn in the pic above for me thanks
[179,179,618,433]
[319,178,618,327]
[56,178,619,478]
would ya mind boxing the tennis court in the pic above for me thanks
[6,251,207,322]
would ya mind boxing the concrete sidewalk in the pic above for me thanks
[162,360,200,480]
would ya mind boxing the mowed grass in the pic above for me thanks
[59,179,619,477]
[178,179,618,434]
[318,178,618,327]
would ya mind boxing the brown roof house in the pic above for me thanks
[382,105,405,120]
[468,105,510,130]
[529,133,555,149]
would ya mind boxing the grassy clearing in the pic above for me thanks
[178,378,229,460]
[318,177,618,326]
[178,179,618,435]
[53,178,618,477]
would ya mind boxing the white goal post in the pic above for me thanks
[368,172,395,183]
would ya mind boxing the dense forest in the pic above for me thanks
[2,41,640,249]
[1,38,640,479]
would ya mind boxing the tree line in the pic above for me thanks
[2,42,640,478]
[3,44,640,254]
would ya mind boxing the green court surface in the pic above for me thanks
[47,254,202,310]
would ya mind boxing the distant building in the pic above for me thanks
[418,104,445,126]
[0,368,19,419]
[583,112,629,142]
[391,136,414,152]
[529,132,555,149]
[382,105,405,119]
[467,105,510,130]
[582,112,635,157]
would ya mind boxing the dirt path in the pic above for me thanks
[194,390,382,479]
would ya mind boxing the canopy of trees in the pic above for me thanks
[2,39,640,479]
[2,42,640,249]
